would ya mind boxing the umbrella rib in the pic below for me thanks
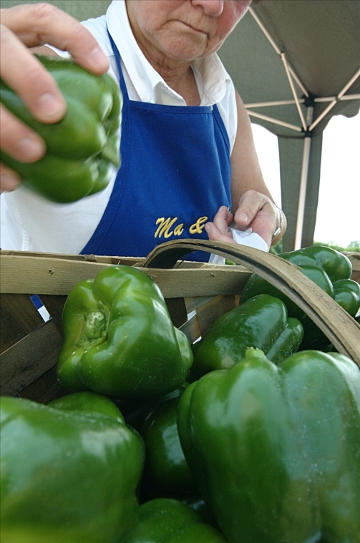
[247,110,303,132]
[280,52,307,131]
[309,68,360,131]
[246,94,360,108]
[315,94,360,103]
[246,99,305,108]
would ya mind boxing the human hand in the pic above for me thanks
[0,3,109,192]
[205,190,285,248]
[205,205,235,243]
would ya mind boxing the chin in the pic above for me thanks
[163,38,208,61]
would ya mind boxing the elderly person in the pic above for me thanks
[0,0,286,259]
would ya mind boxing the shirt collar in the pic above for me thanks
[106,0,231,106]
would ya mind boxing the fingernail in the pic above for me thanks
[1,173,21,191]
[36,93,64,118]
[16,136,45,160]
[90,46,109,70]
[237,212,248,222]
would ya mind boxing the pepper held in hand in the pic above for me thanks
[0,55,121,203]
[57,265,193,399]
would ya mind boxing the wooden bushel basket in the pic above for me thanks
[1,240,359,404]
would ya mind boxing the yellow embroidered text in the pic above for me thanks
[189,216,208,234]
[155,217,184,238]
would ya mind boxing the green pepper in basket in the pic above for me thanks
[240,245,352,311]
[191,293,304,380]
[178,348,360,543]
[0,55,121,203]
[240,245,358,350]
[139,387,198,501]
[125,498,228,543]
[57,265,193,399]
[286,244,352,282]
[0,391,144,543]
[333,277,360,317]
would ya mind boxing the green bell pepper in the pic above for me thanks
[178,348,360,543]
[333,278,360,317]
[191,293,304,380]
[125,498,228,543]
[57,265,193,399]
[241,263,334,321]
[282,245,352,283]
[139,388,198,501]
[0,55,121,203]
[0,391,144,543]
[240,245,357,350]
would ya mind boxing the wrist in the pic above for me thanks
[272,207,284,241]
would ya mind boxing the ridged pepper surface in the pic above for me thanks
[178,348,360,543]
[333,277,360,317]
[0,391,144,543]
[56,265,193,399]
[0,55,121,203]
[240,245,359,349]
[191,293,303,380]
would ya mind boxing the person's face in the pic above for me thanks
[126,0,252,63]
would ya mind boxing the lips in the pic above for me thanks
[186,23,207,34]
[177,19,209,36]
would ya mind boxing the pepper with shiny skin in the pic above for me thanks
[0,55,121,203]
[178,348,360,543]
[125,498,228,543]
[240,245,358,349]
[56,265,193,399]
[191,293,304,380]
[0,391,144,543]
[139,388,197,501]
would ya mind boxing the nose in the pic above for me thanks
[191,0,224,17]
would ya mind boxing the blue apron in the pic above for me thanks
[81,33,231,261]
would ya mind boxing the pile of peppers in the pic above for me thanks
[240,244,360,350]
[1,246,360,543]
[0,55,122,203]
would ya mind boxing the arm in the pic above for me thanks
[0,2,109,192]
[205,90,286,248]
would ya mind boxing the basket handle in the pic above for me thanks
[142,239,360,366]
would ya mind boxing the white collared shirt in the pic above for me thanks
[83,1,237,145]
[1,0,238,253]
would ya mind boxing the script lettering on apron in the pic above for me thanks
[154,216,208,239]
[155,217,184,238]
[189,216,208,234]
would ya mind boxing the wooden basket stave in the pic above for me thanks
[1,240,359,402]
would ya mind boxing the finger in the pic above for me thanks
[1,22,66,123]
[234,190,269,225]
[0,4,109,123]
[1,4,109,73]
[0,162,21,192]
[0,103,46,161]
[212,205,233,234]
[205,221,234,242]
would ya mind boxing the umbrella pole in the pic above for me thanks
[294,107,314,250]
